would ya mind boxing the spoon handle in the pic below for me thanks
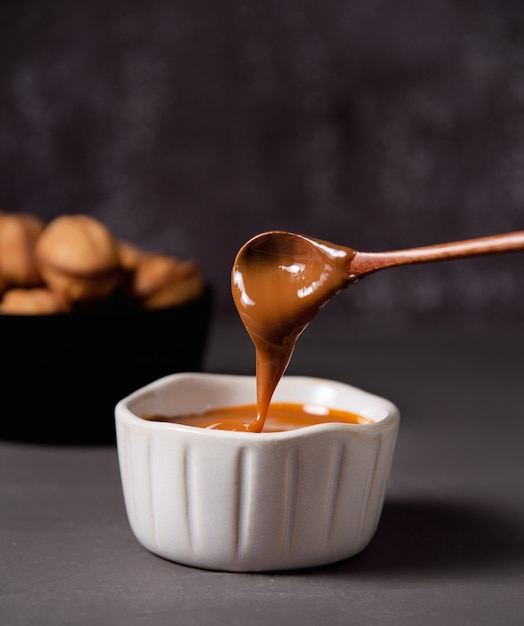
[349,231,524,277]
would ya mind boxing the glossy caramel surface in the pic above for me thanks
[143,401,371,432]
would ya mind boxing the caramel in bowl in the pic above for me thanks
[115,372,399,572]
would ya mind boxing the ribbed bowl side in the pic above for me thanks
[116,415,398,572]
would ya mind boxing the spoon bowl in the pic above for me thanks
[232,231,354,332]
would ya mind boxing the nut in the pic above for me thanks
[117,240,145,272]
[130,253,205,309]
[0,212,45,286]
[0,288,71,315]
[35,214,122,302]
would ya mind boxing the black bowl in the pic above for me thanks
[0,286,213,444]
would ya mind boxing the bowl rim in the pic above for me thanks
[115,372,400,441]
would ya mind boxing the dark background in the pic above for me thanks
[1,0,523,324]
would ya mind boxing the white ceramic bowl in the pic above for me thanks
[115,373,400,572]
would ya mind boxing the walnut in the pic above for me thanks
[0,288,71,314]
[0,212,45,286]
[35,214,122,302]
[130,253,205,309]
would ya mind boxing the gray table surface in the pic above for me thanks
[2,319,524,626]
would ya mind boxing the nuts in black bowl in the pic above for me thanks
[0,212,213,444]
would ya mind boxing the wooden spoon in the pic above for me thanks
[232,229,524,431]
[345,230,524,282]
[237,230,524,285]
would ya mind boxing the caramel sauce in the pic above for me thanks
[230,232,354,432]
[143,402,370,432]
